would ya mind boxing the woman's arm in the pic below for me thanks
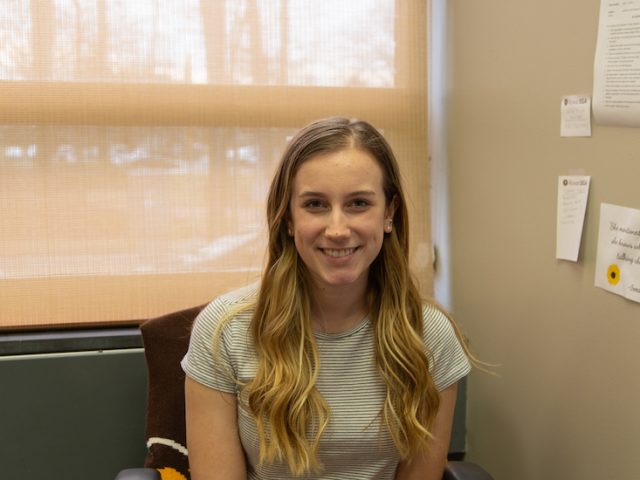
[395,382,458,480]
[185,376,247,480]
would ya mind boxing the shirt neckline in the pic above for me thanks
[313,315,371,341]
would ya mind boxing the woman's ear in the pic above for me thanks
[384,195,399,233]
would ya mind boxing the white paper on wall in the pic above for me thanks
[556,176,590,262]
[595,203,640,304]
[593,0,640,127]
[560,95,591,137]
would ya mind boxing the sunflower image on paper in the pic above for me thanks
[595,203,640,304]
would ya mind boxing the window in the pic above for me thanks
[0,0,429,328]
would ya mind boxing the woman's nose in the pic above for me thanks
[325,211,350,238]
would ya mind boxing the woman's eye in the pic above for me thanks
[303,200,325,210]
[350,199,370,208]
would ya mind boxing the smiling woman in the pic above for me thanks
[182,118,473,480]
[0,0,430,329]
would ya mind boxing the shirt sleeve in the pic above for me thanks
[422,304,472,391]
[181,296,238,394]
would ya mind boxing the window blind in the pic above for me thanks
[0,0,430,328]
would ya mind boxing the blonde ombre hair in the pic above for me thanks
[228,118,468,475]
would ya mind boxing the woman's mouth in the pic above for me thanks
[321,247,357,258]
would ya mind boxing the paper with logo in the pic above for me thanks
[560,95,591,137]
[556,176,590,261]
[595,203,640,304]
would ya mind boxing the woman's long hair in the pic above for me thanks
[240,117,458,474]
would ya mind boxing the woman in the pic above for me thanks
[182,117,473,479]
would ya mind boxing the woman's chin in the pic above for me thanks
[312,271,369,291]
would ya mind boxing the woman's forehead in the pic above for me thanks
[293,149,384,191]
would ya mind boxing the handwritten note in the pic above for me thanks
[595,203,640,304]
[560,95,591,137]
[556,176,590,261]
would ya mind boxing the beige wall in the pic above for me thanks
[442,1,640,479]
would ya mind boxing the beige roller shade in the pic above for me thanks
[0,0,430,328]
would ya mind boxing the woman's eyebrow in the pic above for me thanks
[347,190,377,197]
[296,191,326,198]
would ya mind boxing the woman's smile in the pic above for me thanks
[321,247,358,258]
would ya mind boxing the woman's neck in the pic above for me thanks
[308,282,368,334]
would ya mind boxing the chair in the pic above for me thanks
[116,305,493,480]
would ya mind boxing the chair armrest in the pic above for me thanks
[114,468,160,480]
[444,461,494,480]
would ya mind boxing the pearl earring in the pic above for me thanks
[385,219,393,232]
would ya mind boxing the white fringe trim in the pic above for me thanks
[147,437,189,456]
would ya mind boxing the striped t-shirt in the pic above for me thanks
[181,283,471,480]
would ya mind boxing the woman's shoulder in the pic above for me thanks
[421,300,449,326]
[420,300,458,345]
[195,282,259,330]
[420,300,471,388]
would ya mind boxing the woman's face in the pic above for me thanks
[288,147,395,293]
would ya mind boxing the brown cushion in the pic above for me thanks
[140,304,206,480]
